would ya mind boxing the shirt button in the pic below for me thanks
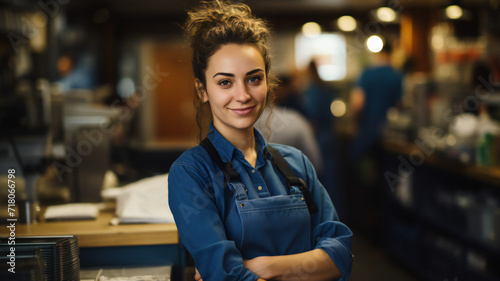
[252,169,256,173]
[258,186,263,191]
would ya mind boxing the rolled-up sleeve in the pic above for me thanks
[168,162,259,281]
[301,154,354,280]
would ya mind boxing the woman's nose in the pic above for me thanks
[234,83,251,102]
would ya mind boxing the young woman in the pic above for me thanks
[168,1,353,280]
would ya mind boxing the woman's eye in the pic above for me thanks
[219,80,231,86]
[248,76,262,83]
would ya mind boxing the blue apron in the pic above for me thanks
[200,138,316,259]
[224,181,312,259]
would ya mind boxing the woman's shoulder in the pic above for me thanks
[269,142,318,168]
[268,142,302,156]
[267,143,317,187]
[170,144,211,173]
[267,143,310,168]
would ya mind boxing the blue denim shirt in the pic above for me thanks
[168,123,353,281]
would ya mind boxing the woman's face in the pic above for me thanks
[201,43,267,136]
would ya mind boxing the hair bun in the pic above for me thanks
[184,0,266,47]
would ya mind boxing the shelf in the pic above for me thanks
[383,139,500,281]
[422,212,500,256]
[382,139,500,186]
[482,94,500,105]
[388,198,500,257]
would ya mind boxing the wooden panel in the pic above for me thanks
[400,9,436,73]
[153,44,198,141]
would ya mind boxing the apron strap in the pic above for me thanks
[268,146,318,214]
[227,182,249,200]
[201,138,240,183]
[200,138,317,213]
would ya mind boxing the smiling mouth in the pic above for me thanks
[230,106,256,115]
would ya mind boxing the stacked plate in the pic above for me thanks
[0,247,44,281]
[0,235,80,281]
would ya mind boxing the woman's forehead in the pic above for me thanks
[206,43,265,76]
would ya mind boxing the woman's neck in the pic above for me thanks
[214,124,257,167]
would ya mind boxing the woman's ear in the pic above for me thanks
[195,79,208,103]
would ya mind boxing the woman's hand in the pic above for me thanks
[195,267,267,281]
[194,268,203,281]
[244,256,276,280]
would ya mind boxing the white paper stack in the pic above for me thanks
[102,174,174,224]
[44,203,99,220]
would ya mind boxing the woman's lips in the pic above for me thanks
[230,106,256,115]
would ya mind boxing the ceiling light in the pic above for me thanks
[445,5,463,19]
[318,64,345,81]
[447,134,457,146]
[302,22,321,38]
[330,100,347,117]
[376,7,396,22]
[431,34,445,50]
[337,16,357,32]
[366,35,384,53]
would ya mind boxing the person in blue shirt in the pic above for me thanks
[349,43,403,163]
[302,60,345,219]
[167,1,353,280]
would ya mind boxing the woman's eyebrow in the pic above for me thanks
[212,68,264,78]
[246,68,264,76]
[213,72,234,78]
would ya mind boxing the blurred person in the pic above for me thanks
[303,60,338,134]
[254,76,323,171]
[301,60,345,218]
[347,42,403,239]
[273,75,304,113]
[349,43,403,163]
[167,1,353,281]
[57,51,96,91]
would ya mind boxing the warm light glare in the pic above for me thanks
[302,22,322,38]
[295,33,347,81]
[317,64,345,81]
[366,35,384,53]
[337,16,357,32]
[376,7,396,22]
[446,5,463,19]
[431,34,445,50]
[330,100,347,117]
[447,134,457,146]
[117,77,135,98]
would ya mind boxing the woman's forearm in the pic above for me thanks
[271,249,341,281]
[246,249,341,281]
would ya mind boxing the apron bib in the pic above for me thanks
[200,138,317,259]
[225,181,312,259]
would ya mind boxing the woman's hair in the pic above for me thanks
[184,0,277,140]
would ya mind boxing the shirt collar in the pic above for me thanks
[206,122,271,164]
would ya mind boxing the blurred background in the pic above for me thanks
[1,0,500,280]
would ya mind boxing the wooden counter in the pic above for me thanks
[15,209,179,248]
